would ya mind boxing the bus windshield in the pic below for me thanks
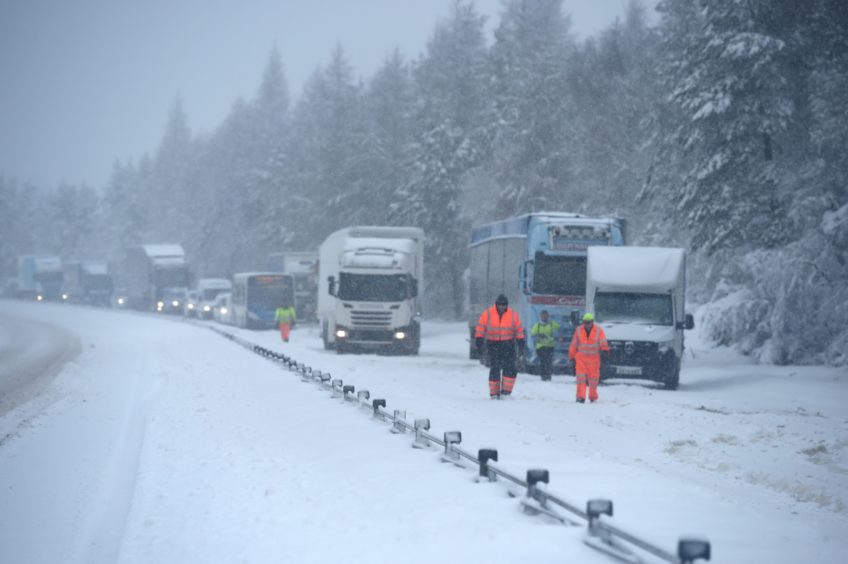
[338,273,410,302]
[248,276,293,308]
[594,292,673,325]
[532,255,586,295]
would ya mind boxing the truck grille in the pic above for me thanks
[351,310,392,328]
[607,340,659,365]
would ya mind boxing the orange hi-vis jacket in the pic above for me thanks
[568,323,609,377]
[475,306,525,342]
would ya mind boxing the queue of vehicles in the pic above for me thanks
[6,213,693,388]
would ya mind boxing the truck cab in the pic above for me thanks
[319,227,423,355]
[586,246,694,389]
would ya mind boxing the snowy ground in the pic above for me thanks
[1,299,847,563]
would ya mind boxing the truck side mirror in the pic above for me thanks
[570,310,581,327]
[327,276,336,296]
[521,260,534,294]
[685,313,694,330]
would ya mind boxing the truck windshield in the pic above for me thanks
[203,288,228,301]
[533,255,586,295]
[156,267,189,288]
[594,292,673,326]
[338,273,410,302]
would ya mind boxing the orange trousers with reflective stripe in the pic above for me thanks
[279,323,291,342]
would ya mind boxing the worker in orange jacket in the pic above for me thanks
[568,312,609,403]
[475,294,525,399]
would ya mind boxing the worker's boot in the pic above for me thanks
[576,397,585,403]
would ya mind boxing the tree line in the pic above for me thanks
[2,0,846,365]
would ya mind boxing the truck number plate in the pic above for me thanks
[616,366,642,376]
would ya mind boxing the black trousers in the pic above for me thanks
[487,340,517,380]
[537,347,554,380]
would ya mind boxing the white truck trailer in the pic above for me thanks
[585,246,694,390]
[318,226,424,355]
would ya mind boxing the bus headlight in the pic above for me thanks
[394,331,406,340]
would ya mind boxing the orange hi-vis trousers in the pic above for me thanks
[279,323,291,342]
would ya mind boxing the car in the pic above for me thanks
[213,292,233,325]
[183,290,200,317]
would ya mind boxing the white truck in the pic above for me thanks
[585,246,694,390]
[17,255,64,301]
[318,226,424,355]
[121,244,191,313]
[267,251,319,322]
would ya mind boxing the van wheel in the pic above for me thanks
[662,359,680,390]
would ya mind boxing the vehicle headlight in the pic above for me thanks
[203,305,211,312]
[172,300,180,307]
[658,340,675,354]
[335,328,348,338]
[188,303,194,309]
[157,301,165,308]
[62,293,69,300]
[219,307,228,315]
[394,331,406,340]
[36,294,43,301]
[117,297,125,305]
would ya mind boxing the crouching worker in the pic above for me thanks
[475,294,525,399]
[275,301,297,343]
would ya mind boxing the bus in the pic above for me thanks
[468,213,626,374]
[231,272,295,330]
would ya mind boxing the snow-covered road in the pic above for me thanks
[1,299,846,563]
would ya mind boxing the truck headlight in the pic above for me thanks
[203,305,211,312]
[335,328,348,339]
[117,297,125,305]
[62,293,69,300]
[187,303,194,310]
[36,294,43,301]
[219,307,228,315]
[658,340,675,354]
[172,300,180,307]
[394,331,406,340]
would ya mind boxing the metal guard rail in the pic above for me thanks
[209,326,710,564]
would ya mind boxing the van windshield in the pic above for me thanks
[203,288,228,301]
[338,273,410,302]
[594,292,673,326]
[532,255,586,295]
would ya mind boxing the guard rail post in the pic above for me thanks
[478,449,498,482]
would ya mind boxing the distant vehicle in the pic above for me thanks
[63,260,113,306]
[585,246,694,390]
[230,272,295,329]
[183,290,200,317]
[112,289,129,308]
[468,213,626,373]
[120,244,191,314]
[267,251,318,322]
[17,255,64,301]
[213,292,233,325]
[318,226,424,355]
[193,278,233,320]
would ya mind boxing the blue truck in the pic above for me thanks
[468,213,626,374]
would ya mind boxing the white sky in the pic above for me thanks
[0,1,658,190]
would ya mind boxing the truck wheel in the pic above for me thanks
[662,358,680,390]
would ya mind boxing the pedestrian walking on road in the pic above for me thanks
[569,312,609,403]
[275,302,297,343]
[475,294,525,399]
[531,310,560,382]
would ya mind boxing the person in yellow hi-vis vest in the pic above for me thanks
[274,302,297,343]
[530,310,560,382]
